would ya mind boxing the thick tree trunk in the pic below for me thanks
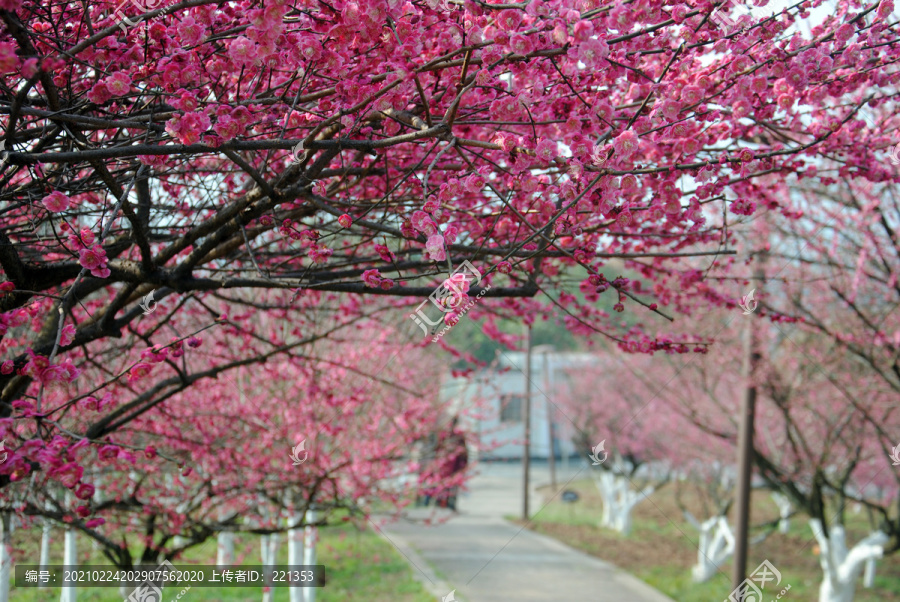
[809,519,888,602]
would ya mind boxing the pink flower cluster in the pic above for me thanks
[166,111,211,145]
[79,244,110,279]
[411,210,439,236]
[20,350,80,385]
[308,244,333,264]
[425,234,446,262]
[374,244,396,263]
[362,269,394,290]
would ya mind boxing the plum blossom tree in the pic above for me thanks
[0,2,899,598]
[5,0,900,482]
[558,354,675,535]
[675,461,736,584]
[2,318,456,598]
[648,306,899,602]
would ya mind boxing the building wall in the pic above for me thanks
[442,352,595,460]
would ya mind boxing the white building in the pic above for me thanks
[441,350,597,461]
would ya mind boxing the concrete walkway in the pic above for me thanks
[379,461,675,602]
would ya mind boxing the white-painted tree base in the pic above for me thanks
[287,513,303,602]
[303,510,317,602]
[261,533,280,602]
[771,492,792,534]
[60,528,77,602]
[217,532,234,566]
[39,520,52,590]
[592,470,655,536]
[0,514,13,602]
[684,513,734,583]
[810,519,887,602]
[863,557,875,588]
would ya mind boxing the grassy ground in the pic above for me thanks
[9,521,432,602]
[516,479,900,602]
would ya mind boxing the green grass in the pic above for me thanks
[9,522,432,602]
[519,478,900,602]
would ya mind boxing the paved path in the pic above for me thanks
[379,462,675,602]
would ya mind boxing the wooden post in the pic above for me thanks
[732,255,765,592]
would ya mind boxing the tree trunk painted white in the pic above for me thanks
[684,512,734,583]
[216,507,234,566]
[809,519,888,602]
[91,477,102,554]
[863,557,875,588]
[592,471,654,536]
[166,473,189,551]
[0,513,13,602]
[771,492,792,534]
[217,531,234,566]
[38,519,52,589]
[287,513,303,602]
[261,532,280,602]
[60,522,77,602]
[260,534,271,602]
[303,510,317,602]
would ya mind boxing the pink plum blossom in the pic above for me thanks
[41,191,71,213]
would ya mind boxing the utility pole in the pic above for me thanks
[522,324,533,521]
[732,252,766,592]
